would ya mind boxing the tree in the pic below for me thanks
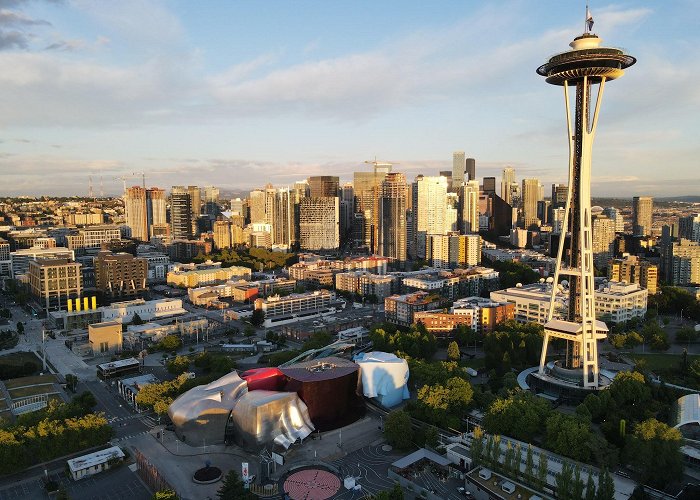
[555,462,573,500]
[424,426,439,449]
[585,470,597,500]
[217,470,255,500]
[243,324,256,337]
[625,418,683,488]
[56,487,70,500]
[166,355,190,375]
[16,321,23,335]
[159,335,181,352]
[537,451,548,490]
[371,484,404,500]
[447,341,460,361]
[471,427,484,466]
[251,309,265,327]
[384,410,413,450]
[484,392,551,443]
[572,464,585,500]
[545,412,593,462]
[596,468,615,500]
[131,313,144,326]
[525,444,534,484]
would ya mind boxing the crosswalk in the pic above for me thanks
[107,413,159,428]
[110,430,151,444]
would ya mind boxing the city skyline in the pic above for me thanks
[0,1,698,197]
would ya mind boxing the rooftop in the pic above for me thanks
[66,446,125,473]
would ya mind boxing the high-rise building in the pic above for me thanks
[521,178,542,229]
[299,197,339,251]
[339,183,354,241]
[466,158,476,182]
[602,207,624,233]
[413,175,448,259]
[271,188,295,250]
[551,184,568,208]
[213,220,233,250]
[28,258,82,313]
[482,177,496,194]
[427,233,481,269]
[668,239,700,285]
[308,176,339,198]
[378,172,407,265]
[202,186,220,217]
[679,214,700,243]
[170,186,193,240]
[632,196,653,236]
[452,151,465,190]
[124,187,148,241]
[608,255,658,294]
[95,251,147,303]
[501,167,519,206]
[249,189,266,224]
[354,163,391,251]
[146,188,167,238]
[230,198,244,217]
[592,214,616,267]
[187,186,201,236]
[460,180,480,234]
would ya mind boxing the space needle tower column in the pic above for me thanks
[536,10,636,388]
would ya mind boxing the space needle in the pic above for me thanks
[532,7,636,393]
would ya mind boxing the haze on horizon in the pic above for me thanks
[0,0,697,198]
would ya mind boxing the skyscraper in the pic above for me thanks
[339,183,354,241]
[249,189,266,224]
[146,188,167,238]
[308,176,339,198]
[413,175,448,259]
[679,214,700,243]
[378,172,407,265]
[632,196,653,236]
[482,177,496,194]
[501,167,519,206]
[521,178,542,229]
[466,158,476,182]
[124,186,148,241]
[187,186,201,236]
[271,188,295,250]
[452,151,465,190]
[354,162,391,251]
[602,207,624,233]
[299,197,340,251]
[460,180,480,234]
[551,183,568,208]
[170,186,193,240]
[592,214,616,267]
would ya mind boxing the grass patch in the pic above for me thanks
[460,357,486,370]
[0,351,42,367]
[3,374,57,389]
[9,384,57,399]
[630,353,700,371]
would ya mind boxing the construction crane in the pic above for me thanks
[113,175,131,194]
[132,172,146,189]
[364,158,397,172]
[113,172,146,193]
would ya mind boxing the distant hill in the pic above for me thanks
[654,196,700,203]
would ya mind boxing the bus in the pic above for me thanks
[96,357,141,380]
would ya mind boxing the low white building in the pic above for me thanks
[101,298,187,323]
[490,280,647,325]
[67,446,125,481]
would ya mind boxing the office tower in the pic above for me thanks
[249,189,266,224]
[460,180,480,234]
[552,207,566,234]
[537,200,551,225]
[378,172,407,265]
[339,183,354,241]
[230,198,244,216]
[466,158,476,182]
[308,176,339,198]
[170,186,193,240]
[452,151,466,190]
[445,193,459,232]
[354,162,391,251]
[293,180,310,200]
[413,175,448,259]
[602,207,624,233]
[271,188,295,249]
[632,196,653,236]
[186,186,201,236]
[537,16,635,388]
[299,197,340,251]
[482,177,496,194]
[146,188,167,238]
[679,214,700,243]
[202,186,220,217]
[551,183,568,208]
[501,167,519,206]
[95,250,147,303]
[521,178,541,229]
[124,187,148,241]
[592,214,616,267]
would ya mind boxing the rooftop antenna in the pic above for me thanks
[88,175,94,199]
[100,176,104,198]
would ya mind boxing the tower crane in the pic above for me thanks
[132,172,146,189]
[364,158,397,172]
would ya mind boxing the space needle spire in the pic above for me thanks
[535,7,636,388]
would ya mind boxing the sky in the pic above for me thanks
[0,0,698,198]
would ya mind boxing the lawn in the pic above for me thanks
[629,353,700,371]
[0,351,42,368]
[460,357,486,370]
[3,374,57,389]
[8,384,57,399]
